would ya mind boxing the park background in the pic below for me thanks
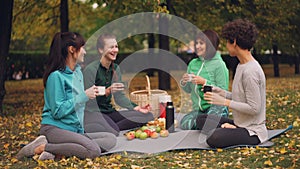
[0,0,299,168]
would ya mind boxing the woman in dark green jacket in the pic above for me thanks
[83,34,154,136]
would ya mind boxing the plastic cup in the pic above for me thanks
[97,86,106,96]
[187,74,193,82]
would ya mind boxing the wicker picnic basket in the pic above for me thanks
[130,75,168,118]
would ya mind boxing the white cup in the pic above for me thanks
[187,74,194,82]
[111,82,125,92]
[97,86,106,96]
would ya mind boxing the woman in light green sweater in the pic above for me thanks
[180,30,229,130]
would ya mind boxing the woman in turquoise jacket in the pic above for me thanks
[16,32,116,161]
[180,30,229,130]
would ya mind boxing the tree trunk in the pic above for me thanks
[158,15,171,90]
[146,33,155,77]
[60,0,69,32]
[158,1,171,90]
[295,54,300,74]
[272,44,280,77]
[0,0,14,116]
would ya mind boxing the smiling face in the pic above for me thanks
[76,46,86,63]
[195,38,207,57]
[99,38,119,62]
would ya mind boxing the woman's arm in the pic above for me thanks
[46,72,88,119]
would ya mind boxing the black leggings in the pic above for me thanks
[84,110,154,136]
[196,114,260,148]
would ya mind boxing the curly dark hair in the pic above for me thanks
[221,19,258,51]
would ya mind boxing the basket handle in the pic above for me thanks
[146,75,151,95]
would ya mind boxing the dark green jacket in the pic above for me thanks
[83,60,137,113]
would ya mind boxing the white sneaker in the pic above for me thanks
[38,151,55,160]
[16,135,47,160]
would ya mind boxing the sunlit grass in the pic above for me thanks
[1,64,299,168]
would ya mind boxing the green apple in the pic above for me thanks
[155,126,161,133]
[135,130,142,138]
[140,126,148,131]
[139,132,148,140]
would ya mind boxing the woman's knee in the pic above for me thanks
[86,142,102,158]
[206,129,223,148]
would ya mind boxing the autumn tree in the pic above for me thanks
[0,0,14,116]
[11,0,96,51]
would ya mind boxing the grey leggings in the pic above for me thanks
[39,124,116,159]
[84,110,154,136]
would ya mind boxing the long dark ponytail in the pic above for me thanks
[43,32,85,87]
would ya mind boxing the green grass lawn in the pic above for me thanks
[1,64,299,168]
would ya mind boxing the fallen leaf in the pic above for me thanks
[264,159,273,166]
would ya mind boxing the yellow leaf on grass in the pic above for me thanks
[4,143,10,149]
[26,122,32,127]
[280,147,287,154]
[116,154,122,160]
[293,120,299,127]
[11,158,18,163]
[131,165,142,169]
[264,160,273,166]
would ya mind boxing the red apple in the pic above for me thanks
[144,129,152,137]
[160,129,169,137]
[150,131,159,139]
[126,131,135,140]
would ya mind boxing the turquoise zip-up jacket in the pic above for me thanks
[41,64,88,133]
[180,52,229,111]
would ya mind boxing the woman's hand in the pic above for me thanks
[192,75,206,85]
[204,92,230,106]
[85,85,97,99]
[221,123,237,129]
[181,73,193,85]
[134,104,151,114]
[212,86,226,97]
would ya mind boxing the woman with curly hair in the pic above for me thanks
[196,19,268,148]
